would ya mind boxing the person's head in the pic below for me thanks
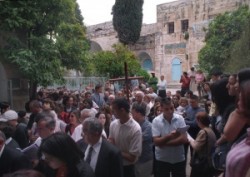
[203,82,211,92]
[196,112,210,128]
[211,70,223,82]
[35,113,56,139]
[95,112,106,126]
[0,102,10,114]
[108,94,115,104]
[166,91,172,98]
[0,130,6,151]
[3,170,45,177]
[112,98,130,121]
[151,72,155,77]
[95,84,103,93]
[42,99,55,111]
[2,110,18,127]
[80,109,95,123]
[135,91,144,103]
[62,96,74,107]
[237,80,250,119]
[191,67,195,71]
[235,68,250,92]
[84,91,92,99]
[160,98,174,120]
[183,72,188,76]
[154,105,162,116]
[189,95,199,108]
[160,75,164,80]
[69,110,81,126]
[82,98,93,109]
[29,100,42,114]
[211,78,235,115]
[39,132,83,173]
[82,118,103,145]
[131,103,146,122]
[226,74,237,96]
[179,97,188,107]
[185,90,193,98]
[143,94,151,104]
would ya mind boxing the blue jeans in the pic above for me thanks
[155,160,186,177]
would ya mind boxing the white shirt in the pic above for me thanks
[84,138,102,171]
[71,124,83,142]
[157,80,167,90]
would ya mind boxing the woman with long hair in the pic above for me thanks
[38,132,94,177]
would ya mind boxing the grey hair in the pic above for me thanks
[35,112,56,129]
[81,109,96,119]
[136,91,144,97]
[0,130,6,141]
[83,118,103,135]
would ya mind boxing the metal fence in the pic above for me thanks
[47,77,108,91]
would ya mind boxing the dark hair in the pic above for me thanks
[112,98,130,113]
[238,68,250,86]
[18,111,26,118]
[82,98,93,108]
[190,94,199,101]
[160,98,172,107]
[39,132,84,176]
[238,80,250,117]
[132,103,146,116]
[95,84,102,90]
[43,98,55,110]
[29,100,42,109]
[211,78,235,115]
[196,112,210,127]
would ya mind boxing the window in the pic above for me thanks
[168,22,174,34]
[181,20,189,32]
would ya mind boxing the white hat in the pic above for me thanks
[3,110,18,121]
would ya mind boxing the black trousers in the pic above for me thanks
[155,160,186,177]
[123,164,136,177]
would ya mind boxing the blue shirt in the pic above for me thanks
[152,113,186,164]
[137,119,153,163]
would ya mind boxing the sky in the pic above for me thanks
[77,0,176,26]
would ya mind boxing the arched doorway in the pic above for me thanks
[89,41,102,52]
[138,52,153,71]
[171,58,182,81]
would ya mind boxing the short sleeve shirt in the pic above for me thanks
[152,113,186,163]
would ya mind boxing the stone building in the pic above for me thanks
[87,0,249,83]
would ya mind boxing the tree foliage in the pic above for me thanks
[112,0,144,45]
[225,19,250,73]
[89,44,149,79]
[198,6,250,74]
[0,0,89,88]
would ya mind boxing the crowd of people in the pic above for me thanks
[0,67,249,177]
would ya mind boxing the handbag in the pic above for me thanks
[212,143,229,171]
[190,130,210,170]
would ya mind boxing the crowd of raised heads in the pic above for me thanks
[0,68,249,177]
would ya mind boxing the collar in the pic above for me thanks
[5,137,12,145]
[89,137,102,152]
[0,144,5,158]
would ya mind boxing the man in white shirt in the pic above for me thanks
[157,75,167,98]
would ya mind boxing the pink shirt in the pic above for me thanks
[226,128,250,177]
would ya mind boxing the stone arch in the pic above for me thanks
[138,52,153,71]
[89,40,102,52]
[171,57,182,81]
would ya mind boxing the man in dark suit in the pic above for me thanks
[0,130,31,176]
[82,117,123,177]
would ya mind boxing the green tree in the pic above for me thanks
[198,6,250,74]
[225,19,250,73]
[0,0,89,99]
[90,44,148,78]
[112,0,144,44]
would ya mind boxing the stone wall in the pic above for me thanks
[87,0,249,82]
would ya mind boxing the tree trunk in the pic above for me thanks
[29,81,37,100]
